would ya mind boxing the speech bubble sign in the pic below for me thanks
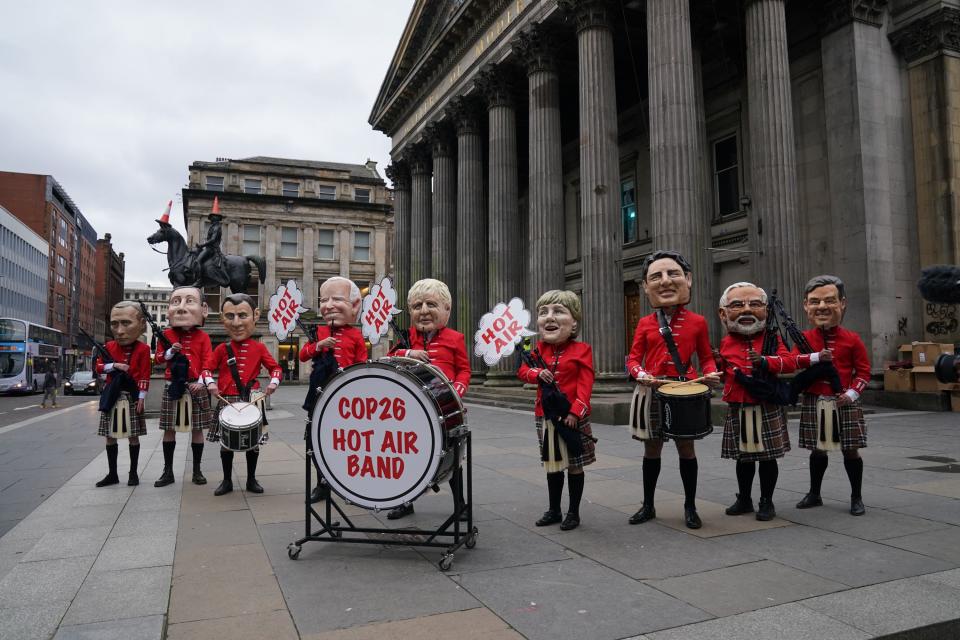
[473,297,536,366]
[268,279,308,341]
[360,277,401,345]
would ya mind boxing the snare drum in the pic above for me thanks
[310,356,467,510]
[656,382,713,440]
[218,402,264,452]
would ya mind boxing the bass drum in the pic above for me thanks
[310,357,466,510]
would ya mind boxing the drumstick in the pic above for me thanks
[670,375,708,387]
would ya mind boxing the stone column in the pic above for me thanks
[515,25,565,299]
[385,161,411,306]
[449,95,488,377]
[477,66,522,385]
[302,226,315,308]
[426,121,458,317]
[746,0,803,316]
[563,0,625,383]
[338,226,351,278]
[374,225,387,282]
[408,144,433,285]
[647,0,710,313]
[264,223,277,297]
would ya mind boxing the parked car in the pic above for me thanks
[64,371,102,395]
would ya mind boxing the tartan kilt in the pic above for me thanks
[158,384,214,432]
[798,393,867,451]
[721,403,791,461]
[97,391,147,437]
[535,416,596,470]
[207,395,269,446]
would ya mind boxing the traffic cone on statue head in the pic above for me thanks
[156,200,172,226]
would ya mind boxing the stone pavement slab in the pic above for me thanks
[168,572,287,624]
[20,525,111,562]
[61,565,170,625]
[167,610,300,640]
[0,601,71,640]
[91,532,176,571]
[0,555,94,607]
[299,607,523,640]
[53,614,166,640]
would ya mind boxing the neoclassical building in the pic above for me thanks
[371,0,960,386]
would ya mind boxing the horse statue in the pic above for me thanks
[147,224,265,294]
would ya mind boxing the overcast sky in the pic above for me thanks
[0,1,411,285]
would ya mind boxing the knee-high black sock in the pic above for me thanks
[758,460,779,501]
[843,456,863,500]
[678,457,698,508]
[546,471,564,513]
[642,457,661,506]
[736,460,756,499]
[246,449,259,480]
[162,441,175,471]
[128,443,140,473]
[191,442,204,475]
[809,452,828,496]
[220,449,234,482]
[567,472,585,517]
[105,443,118,477]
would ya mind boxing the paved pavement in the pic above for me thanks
[0,386,959,639]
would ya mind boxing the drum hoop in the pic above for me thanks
[220,402,262,430]
[311,362,445,508]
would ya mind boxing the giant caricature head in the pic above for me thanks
[641,250,693,309]
[319,277,361,327]
[803,275,847,329]
[536,290,582,344]
[220,293,260,341]
[408,278,452,335]
[110,301,146,346]
[168,286,209,328]
[718,282,768,336]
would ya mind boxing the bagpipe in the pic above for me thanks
[520,339,596,468]
[137,302,190,401]
[728,290,842,405]
[299,317,340,416]
[79,327,138,414]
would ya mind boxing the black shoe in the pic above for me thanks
[310,483,330,504]
[628,504,656,525]
[535,510,563,526]
[684,507,702,529]
[127,472,139,487]
[387,503,414,520]
[756,497,776,521]
[850,497,865,516]
[795,493,823,509]
[214,479,233,496]
[153,469,175,488]
[192,471,207,485]
[725,494,755,516]
[560,513,580,531]
[96,474,119,488]
[246,478,264,494]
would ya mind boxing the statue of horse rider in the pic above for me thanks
[194,198,230,288]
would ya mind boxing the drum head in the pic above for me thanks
[220,403,261,429]
[311,362,445,509]
[657,382,710,397]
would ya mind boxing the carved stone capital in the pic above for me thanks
[446,95,484,136]
[406,143,433,177]
[819,0,888,35]
[557,0,614,33]
[475,65,515,110]
[512,24,559,75]
[423,121,456,159]
[385,161,411,191]
[889,7,960,64]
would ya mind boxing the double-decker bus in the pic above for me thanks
[0,318,63,394]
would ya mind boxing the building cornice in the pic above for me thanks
[819,0,889,35]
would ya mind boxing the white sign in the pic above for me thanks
[473,297,536,366]
[268,279,308,341]
[360,277,401,345]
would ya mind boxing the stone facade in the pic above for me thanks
[371,0,958,379]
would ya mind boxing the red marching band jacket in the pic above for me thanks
[203,339,283,395]
[95,340,152,397]
[298,324,368,368]
[390,326,470,397]
[793,326,871,396]
[718,333,797,403]
[518,340,594,420]
[154,327,212,382]
[626,308,718,379]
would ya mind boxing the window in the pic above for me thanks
[242,225,261,255]
[354,188,371,203]
[318,185,336,200]
[204,286,221,313]
[317,229,335,260]
[621,179,638,244]
[206,176,224,191]
[713,134,740,217]
[244,178,262,194]
[280,227,298,258]
[353,230,371,261]
[282,181,299,198]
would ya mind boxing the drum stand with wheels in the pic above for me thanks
[287,426,478,571]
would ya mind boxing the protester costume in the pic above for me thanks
[155,327,214,432]
[95,339,151,487]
